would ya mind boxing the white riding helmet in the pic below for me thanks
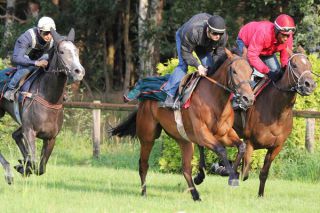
[37,16,56,32]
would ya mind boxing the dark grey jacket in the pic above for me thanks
[12,27,54,67]
[179,13,228,68]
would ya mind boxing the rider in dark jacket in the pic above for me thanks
[4,16,56,101]
[161,13,228,108]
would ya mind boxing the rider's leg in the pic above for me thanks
[161,29,187,107]
[4,66,32,101]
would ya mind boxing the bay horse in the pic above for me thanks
[0,28,85,184]
[110,49,255,201]
[195,48,317,197]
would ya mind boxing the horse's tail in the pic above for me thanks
[109,110,137,138]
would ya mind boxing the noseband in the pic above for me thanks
[273,53,312,94]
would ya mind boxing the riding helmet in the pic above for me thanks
[207,15,226,34]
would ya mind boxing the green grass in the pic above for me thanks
[0,124,319,212]
[0,165,319,213]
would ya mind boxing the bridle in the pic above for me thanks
[203,56,252,109]
[45,40,72,75]
[272,53,312,94]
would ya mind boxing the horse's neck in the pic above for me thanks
[259,77,297,115]
[36,52,67,104]
[202,62,230,108]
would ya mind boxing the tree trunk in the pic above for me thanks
[149,0,163,75]
[2,0,16,56]
[123,0,133,91]
[138,0,149,77]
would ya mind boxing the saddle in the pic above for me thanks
[0,67,41,102]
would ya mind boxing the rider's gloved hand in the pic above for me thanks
[267,71,281,82]
[35,60,48,68]
[198,65,208,76]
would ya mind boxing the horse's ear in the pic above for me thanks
[286,47,293,57]
[297,45,306,54]
[67,28,75,42]
[225,48,233,59]
[50,28,63,43]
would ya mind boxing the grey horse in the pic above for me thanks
[0,28,85,184]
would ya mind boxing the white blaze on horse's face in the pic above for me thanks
[59,41,85,81]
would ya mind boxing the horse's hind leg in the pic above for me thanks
[178,140,201,201]
[137,116,162,197]
[193,145,206,185]
[0,153,13,184]
[38,138,56,175]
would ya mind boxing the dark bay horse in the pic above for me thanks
[0,28,85,184]
[195,49,317,197]
[110,49,254,201]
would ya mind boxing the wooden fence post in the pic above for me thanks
[305,109,315,153]
[92,100,101,158]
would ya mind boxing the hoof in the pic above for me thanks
[5,175,14,185]
[14,164,32,177]
[228,178,239,187]
[193,176,204,185]
[243,175,249,181]
[193,197,202,202]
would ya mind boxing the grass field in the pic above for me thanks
[0,129,318,213]
[0,164,319,213]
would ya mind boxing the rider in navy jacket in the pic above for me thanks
[4,16,56,101]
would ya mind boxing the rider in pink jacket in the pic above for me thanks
[236,14,295,82]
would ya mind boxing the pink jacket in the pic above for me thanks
[238,21,293,74]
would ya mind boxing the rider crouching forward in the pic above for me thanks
[161,13,228,108]
[236,14,296,86]
[4,16,56,101]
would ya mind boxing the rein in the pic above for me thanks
[203,56,251,95]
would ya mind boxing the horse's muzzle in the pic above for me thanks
[298,78,317,96]
[239,93,255,109]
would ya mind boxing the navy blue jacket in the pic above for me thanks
[11,27,54,67]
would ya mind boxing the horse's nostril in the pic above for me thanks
[305,81,310,88]
[74,69,80,74]
[242,96,249,104]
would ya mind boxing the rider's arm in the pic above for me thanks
[247,32,270,74]
[11,31,36,67]
[212,33,228,71]
[181,29,202,68]
[279,34,293,68]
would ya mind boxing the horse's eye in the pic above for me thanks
[292,63,297,68]
[233,70,237,75]
[60,51,64,54]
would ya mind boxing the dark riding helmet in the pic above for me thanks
[207,15,226,34]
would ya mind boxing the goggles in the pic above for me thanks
[208,28,224,36]
[279,27,296,34]
[40,31,51,36]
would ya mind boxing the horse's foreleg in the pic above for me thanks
[178,141,201,201]
[38,138,56,175]
[12,127,28,160]
[232,140,246,176]
[193,145,206,185]
[242,141,254,181]
[20,129,36,176]
[213,144,239,186]
[0,153,13,184]
[258,146,282,197]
